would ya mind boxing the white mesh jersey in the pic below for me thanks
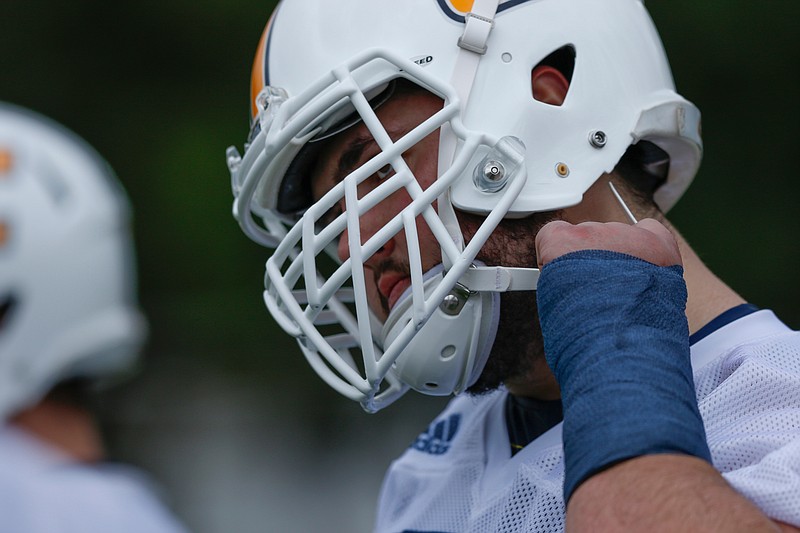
[0,425,189,533]
[375,310,800,532]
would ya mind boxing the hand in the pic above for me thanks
[534,218,682,269]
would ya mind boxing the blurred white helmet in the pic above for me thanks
[227,0,703,411]
[0,102,147,420]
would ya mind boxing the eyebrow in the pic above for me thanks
[332,122,417,184]
[335,134,374,181]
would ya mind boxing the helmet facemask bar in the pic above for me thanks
[264,101,484,411]
[234,51,529,411]
[231,51,437,247]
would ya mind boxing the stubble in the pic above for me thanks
[458,211,560,395]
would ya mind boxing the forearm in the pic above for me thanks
[534,222,800,532]
[567,454,794,533]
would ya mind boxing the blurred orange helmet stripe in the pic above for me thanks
[249,13,276,120]
[449,0,475,13]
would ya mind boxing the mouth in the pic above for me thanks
[378,273,411,310]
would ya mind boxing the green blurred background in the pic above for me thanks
[2,1,798,531]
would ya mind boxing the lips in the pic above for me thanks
[378,273,411,310]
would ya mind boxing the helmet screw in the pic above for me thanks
[439,284,470,316]
[483,160,505,182]
[441,294,462,315]
[589,130,607,149]
[473,159,508,193]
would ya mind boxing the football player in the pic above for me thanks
[227,1,800,530]
[0,102,189,533]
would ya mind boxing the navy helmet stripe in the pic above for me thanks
[263,3,283,87]
[436,0,466,22]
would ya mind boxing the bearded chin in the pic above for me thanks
[457,211,557,396]
[466,288,545,395]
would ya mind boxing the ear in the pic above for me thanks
[531,65,570,106]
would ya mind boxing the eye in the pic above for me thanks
[376,164,393,180]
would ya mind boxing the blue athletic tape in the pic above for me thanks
[536,250,712,502]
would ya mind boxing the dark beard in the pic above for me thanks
[467,290,544,394]
[457,210,560,395]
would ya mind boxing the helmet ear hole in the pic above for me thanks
[531,45,576,106]
[0,294,18,333]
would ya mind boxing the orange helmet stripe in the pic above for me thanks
[450,0,475,13]
[437,0,535,22]
[249,13,277,120]
[449,0,475,13]
[0,149,12,175]
[1,148,13,248]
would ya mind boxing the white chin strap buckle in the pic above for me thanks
[459,266,540,292]
[457,12,495,54]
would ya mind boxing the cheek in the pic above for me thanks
[405,136,440,192]
[410,209,444,268]
[401,138,444,266]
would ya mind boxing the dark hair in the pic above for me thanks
[45,378,96,410]
[613,140,670,211]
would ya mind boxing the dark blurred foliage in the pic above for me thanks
[2,0,300,387]
[648,1,799,327]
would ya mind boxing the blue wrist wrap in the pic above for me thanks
[536,250,712,502]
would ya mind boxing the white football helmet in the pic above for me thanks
[0,102,147,421]
[227,0,703,411]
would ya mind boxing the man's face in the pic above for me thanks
[311,89,445,322]
[310,88,557,396]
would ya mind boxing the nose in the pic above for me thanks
[336,207,398,268]
[337,226,397,267]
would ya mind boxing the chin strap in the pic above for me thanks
[455,180,642,294]
[460,266,541,292]
[452,0,499,98]
[438,0,500,266]
[429,2,537,390]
